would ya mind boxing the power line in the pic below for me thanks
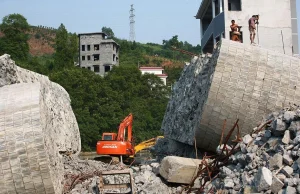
[129,4,135,42]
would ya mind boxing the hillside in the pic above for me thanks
[1,25,195,68]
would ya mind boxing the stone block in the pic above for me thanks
[254,167,273,192]
[271,175,284,193]
[159,156,203,184]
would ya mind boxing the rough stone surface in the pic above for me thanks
[160,39,300,153]
[282,130,291,144]
[282,166,294,176]
[255,167,273,192]
[0,54,81,194]
[269,153,283,170]
[271,175,284,193]
[159,156,202,184]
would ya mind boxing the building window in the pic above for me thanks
[87,45,91,51]
[93,54,100,61]
[116,57,119,62]
[113,54,116,61]
[113,44,115,50]
[104,66,111,72]
[94,44,100,51]
[228,0,241,11]
[94,65,100,72]
[87,55,91,60]
[82,45,85,51]
[82,56,85,61]
[88,67,91,70]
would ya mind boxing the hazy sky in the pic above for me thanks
[0,0,299,49]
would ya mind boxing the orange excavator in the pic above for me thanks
[96,113,135,163]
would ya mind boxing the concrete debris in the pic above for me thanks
[159,156,202,184]
[202,107,300,194]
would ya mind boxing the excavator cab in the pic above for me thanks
[102,133,117,140]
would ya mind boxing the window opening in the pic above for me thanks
[94,65,100,72]
[93,54,100,61]
[94,44,100,51]
[82,56,85,61]
[228,0,241,11]
[87,45,91,51]
[87,55,91,61]
[105,66,111,72]
[82,45,85,51]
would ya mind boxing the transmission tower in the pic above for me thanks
[129,4,136,41]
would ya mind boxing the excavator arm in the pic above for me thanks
[116,113,133,142]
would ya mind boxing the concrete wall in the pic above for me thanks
[79,34,119,76]
[224,0,295,55]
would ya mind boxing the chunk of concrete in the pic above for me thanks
[283,154,293,166]
[282,130,291,145]
[254,167,273,192]
[271,175,284,193]
[159,156,203,184]
[282,166,294,177]
[243,134,253,145]
[269,153,283,170]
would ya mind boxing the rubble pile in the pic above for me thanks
[63,157,181,194]
[205,107,300,194]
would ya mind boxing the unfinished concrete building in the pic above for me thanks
[196,0,299,55]
[78,33,120,76]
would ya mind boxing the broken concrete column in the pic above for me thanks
[159,156,202,184]
[0,54,81,194]
[161,39,300,153]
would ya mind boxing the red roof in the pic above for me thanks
[156,74,168,77]
[139,67,164,70]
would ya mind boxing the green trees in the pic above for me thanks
[50,66,168,150]
[102,26,115,38]
[54,24,78,69]
[0,14,30,61]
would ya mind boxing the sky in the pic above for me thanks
[0,0,299,49]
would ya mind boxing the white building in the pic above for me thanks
[139,67,168,85]
[195,0,299,55]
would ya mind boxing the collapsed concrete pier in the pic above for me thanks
[160,39,300,154]
[0,54,81,194]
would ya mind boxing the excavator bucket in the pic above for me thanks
[98,169,135,194]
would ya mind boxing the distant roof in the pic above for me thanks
[100,39,120,46]
[195,0,211,19]
[139,67,164,70]
[156,74,168,77]
[78,32,108,36]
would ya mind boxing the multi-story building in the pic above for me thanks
[78,32,120,76]
[139,67,168,85]
[195,0,299,55]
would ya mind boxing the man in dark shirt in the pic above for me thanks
[248,15,259,45]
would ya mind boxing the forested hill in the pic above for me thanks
[0,14,201,151]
